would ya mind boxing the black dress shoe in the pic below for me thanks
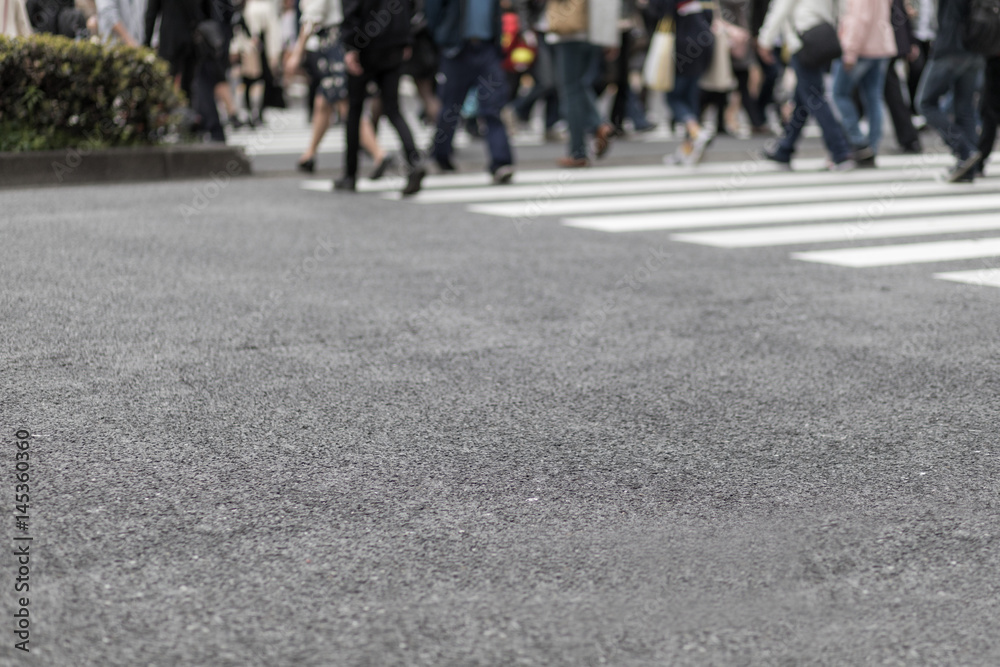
[433,156,457,173]
[334,176,356,192]
[369,155,395,180]
[297,158,315,173]
[401,166,426,196]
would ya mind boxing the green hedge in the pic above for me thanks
[0,34,183,152]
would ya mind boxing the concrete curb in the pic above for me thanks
[0,144,252,189]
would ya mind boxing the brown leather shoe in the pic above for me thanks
[557,156,590,168]
[594,124,614,158]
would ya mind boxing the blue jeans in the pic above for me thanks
[554,41,604,159]
[432,41,513,172]
[917,54,984,160]
[832,57,889,152]
[773,54,851,163]
[666,75,701,125]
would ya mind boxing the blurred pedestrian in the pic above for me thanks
[975,54,1000,176]
[426,0,515,182]
[915,0,983,182]
[830,0,895,167]
[337,0,426,194]
[651,0,715,165]
[882,0,921,154]
[548,0,617,167]
[757,0,855,170]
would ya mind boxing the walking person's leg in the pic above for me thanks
[471,42,514,178]
[858,58,889,154]
[977,56,1000,172]
[831,58,871,152]
[953,58,984,157]
[554,41,591,164]
[884,57,921,151]
[796,57,851,166]
[432,49,475,170]
[373,59,426,194]
[339,72,368,189]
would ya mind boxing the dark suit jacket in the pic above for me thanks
[145,0,206,63]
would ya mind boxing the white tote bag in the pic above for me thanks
[642,18,675,93]
[699,19,737,92]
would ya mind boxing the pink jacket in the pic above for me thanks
[838,0,896,64]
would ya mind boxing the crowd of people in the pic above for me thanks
[4,0,998,191]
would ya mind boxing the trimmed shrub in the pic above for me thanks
[0,34,184,152]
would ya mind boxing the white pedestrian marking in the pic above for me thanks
[468,181,976,218]
[563,194,1000,232]
[792,238,1000,267]
[671,213,1000,248]
[302,154,1000,288]
[934,269,1000,287]
[396,167,931,205]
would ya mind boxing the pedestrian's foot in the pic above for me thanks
[688,130,712,165]
[402,166,426,196]
[852,145,876,168]
[594,123,614,158]
[901,141,922,154]
[759,148,791,171]
[297,157,315,173]
[947,151,982,183]
[492,164,514,185]
[334,176,356,192]
[827,158,857,172]
[544,128,566,143]
[369,154,396,180]
[557,156,590,168]
[433,156,457,173]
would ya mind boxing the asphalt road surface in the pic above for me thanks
[2,131,1000,666]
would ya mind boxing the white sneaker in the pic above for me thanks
[826,158,857,172]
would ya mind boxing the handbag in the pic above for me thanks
[641,17,675,92]
[700,19,737,92]
[797,21,841,70]
[546,0,587,36]
[193,19,226,61]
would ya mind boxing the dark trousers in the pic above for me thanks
[609,29,632,130]
[978,56,1000,165]
[916,54,983,161]
[193,59,225,142]
[433,41,513,172]
[884,57,920,149]
[908,40,931,116]
[774,54,851,163]
[345,47,420,178]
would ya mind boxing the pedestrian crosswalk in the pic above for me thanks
[302,152,1000,289]
[227,107,551,156]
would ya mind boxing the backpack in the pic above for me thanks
[963,0,1000,56]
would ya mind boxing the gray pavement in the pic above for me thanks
[2,133,1000,666]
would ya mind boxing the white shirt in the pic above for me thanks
[299,0,343,29]
[97,0,147,44]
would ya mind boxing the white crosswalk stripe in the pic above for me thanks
[303,152,1000,288]
[227,108,546,156]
